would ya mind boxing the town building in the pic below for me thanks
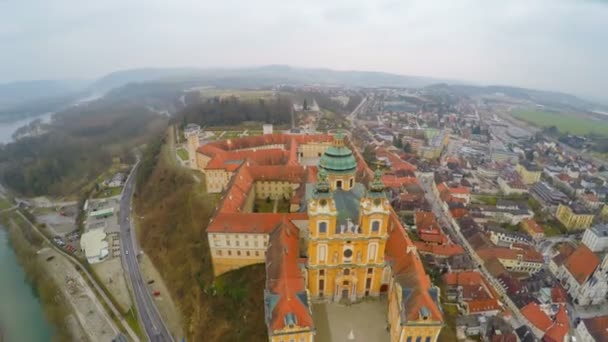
[485,225,533,246]
[556,244,608,306]
[555,203,595,230]
[520,302,569,341]
[515,161,542,185]
[80,228,109,264]
[582,224,608,252]
[520,219,545,240]
[202,132,444,342]
[184,123,201,169]
[530,182,569,207]
[477,245,544,274]
[576,315,608,342]
[443,271,501,316]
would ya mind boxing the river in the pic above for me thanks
[0,229,53,342]
[0,112,58,340]
[0,112,54,145]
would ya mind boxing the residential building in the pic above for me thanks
[555,203,595,230]
[576,315,608,342]
[443,271,501,316]
[516,161,542,185]
[556,244,608,306]
[520,302,569,341]
[485,225,533,246]
[80,228,109,264]
[582,224,608,252]
[530,182,569,206]
[477,246,544,274]
[520,218,545,240]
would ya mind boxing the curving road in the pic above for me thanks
[119,161,174,342]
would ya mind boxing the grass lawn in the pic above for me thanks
[94,186,122,198]
[512,109,608,137]
[253,199,274,213]
[542,219,567,237]
[276,200,290,213]
[176,148,188,161]
[0,197,12,210]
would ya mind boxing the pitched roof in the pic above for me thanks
[581,315,608,342]
[543,305,569,342]
[522,218,544,234]
[563,244,600,284]
[520,302,552,332]
[414,242,464,257]
[385,212,443,324]
[264,218,313,334]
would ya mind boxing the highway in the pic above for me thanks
[119,161,174,342]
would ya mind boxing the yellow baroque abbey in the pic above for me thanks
[195,130,443,341]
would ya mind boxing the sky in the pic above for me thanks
[1,0,607,101]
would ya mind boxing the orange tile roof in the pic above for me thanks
[449,187,470,195]
[477,246,544,264]
[521,302,552,332]
[265,217,313,333]
[543,305,569,342]
[467,299,501,314]
[385,212,443,324]
[563,244,599,284]
[522,218,544,234]
[413,242,464,257]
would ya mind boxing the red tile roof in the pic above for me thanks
[521,302,552,332]
[563,244,599,284]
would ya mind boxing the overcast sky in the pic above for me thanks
[1,0,607,100]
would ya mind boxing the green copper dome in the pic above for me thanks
[319,133,357,174]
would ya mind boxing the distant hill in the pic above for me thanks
[91,65,456,93]
[0,80,91,122]
[0,80,89,109]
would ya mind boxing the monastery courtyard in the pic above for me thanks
[312,299,389,342]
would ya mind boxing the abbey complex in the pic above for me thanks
[186,128,443,342]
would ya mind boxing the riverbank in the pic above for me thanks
[0,211,83,341]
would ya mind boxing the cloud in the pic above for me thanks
[0,0,606,100]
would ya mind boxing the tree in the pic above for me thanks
[362,145,376,165]
[392,135,403,149]
[403,142,412,153]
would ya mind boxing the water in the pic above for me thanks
[0,112,54,144]
[0,228,53,341]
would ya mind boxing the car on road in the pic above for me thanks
[125,249,129,255]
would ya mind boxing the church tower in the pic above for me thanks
[307,132,390,302]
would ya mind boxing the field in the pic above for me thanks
[512,109,608,137]
[198,89,276,101]
[176,148,188,161]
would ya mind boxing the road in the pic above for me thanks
[119,161,174,342]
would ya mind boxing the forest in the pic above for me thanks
[174,95,293,127]
[0,99,168,196]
